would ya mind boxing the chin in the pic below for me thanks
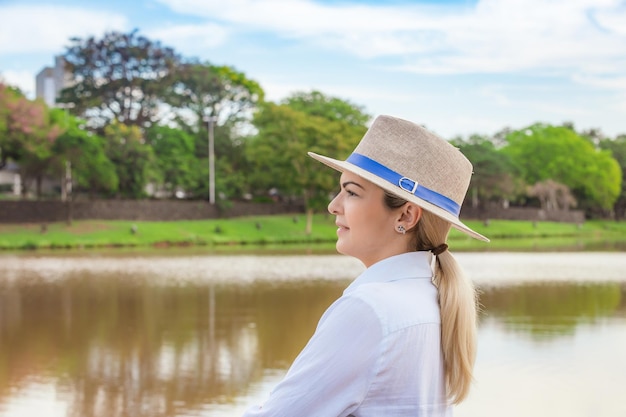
[335,242,353,259]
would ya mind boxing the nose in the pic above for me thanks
[328,192,341,215]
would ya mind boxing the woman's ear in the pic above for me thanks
[398,202,422,230]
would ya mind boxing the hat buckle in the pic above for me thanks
[399,177,418,194]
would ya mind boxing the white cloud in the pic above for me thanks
[155,0,626,77]
[527,100,589,118]
[572,74,626,90]
[257,80,303,103]
[592,2,626,35]
[572,74,626,116]
[0,4,128,54]
[145,23,230,55]
[0,69,35,96]
[155,0,458,58]
[440,114,512,137]
[479,85,514,107]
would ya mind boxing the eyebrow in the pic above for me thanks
[342,181,365,190]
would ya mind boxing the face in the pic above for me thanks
[328,171,405,267]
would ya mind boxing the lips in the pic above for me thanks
[335,222,349,234]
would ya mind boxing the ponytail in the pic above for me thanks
[416,212,477,404]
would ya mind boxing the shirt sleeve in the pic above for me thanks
[242,295,383,417]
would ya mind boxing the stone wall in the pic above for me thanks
[0,199,585,224]
[461,204,585,224]
[0,200,305,224]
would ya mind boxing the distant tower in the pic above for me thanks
[35,56,71,107]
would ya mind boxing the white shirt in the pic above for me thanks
[243,251,451,417]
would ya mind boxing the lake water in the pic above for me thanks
[0,251,625,417]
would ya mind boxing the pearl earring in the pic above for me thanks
[397,225,406,235]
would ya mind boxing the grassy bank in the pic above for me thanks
[0,215,625,252]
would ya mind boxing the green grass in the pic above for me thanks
[448,219,626,251]
[0,215,624,252]
[0,215,335,251]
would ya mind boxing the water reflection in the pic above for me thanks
[0,254,625,417]
[0,273,346,416]
[479,282,624,338]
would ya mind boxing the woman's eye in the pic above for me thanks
[346,189,357,197]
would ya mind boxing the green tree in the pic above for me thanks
[284,90,369,127]
[145,125,199,198]
[1,90,63,198]
[247,93,369,233]
[451,134,522,208]
[166,63,264,133]
[503,124,621,211]
[165,63,264,201]
[51,110,118,197]
[103,122,156,198]
[59,30,181,130]
[599,135,626,219]
[0,83,25,168]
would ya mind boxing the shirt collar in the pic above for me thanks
[344,251,434,295]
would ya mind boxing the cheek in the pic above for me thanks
[351,205,388,234]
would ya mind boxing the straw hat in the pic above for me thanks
[308,115,489,242]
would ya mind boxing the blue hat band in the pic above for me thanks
[347,153,461,217]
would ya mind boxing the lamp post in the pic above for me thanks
[56,102,75,203]
[56,102,75,224]
[204,115,218,205]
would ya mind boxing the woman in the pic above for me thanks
[243,115,489,417]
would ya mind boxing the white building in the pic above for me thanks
[0,161,21,196]
[35,55,71,107]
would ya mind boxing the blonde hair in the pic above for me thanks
[385,192,477,404]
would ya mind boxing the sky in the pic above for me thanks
[0,0,625,139]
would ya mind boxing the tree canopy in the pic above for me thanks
[59,30,181,130]
[166,63,264,132]
[599,136,626,218]
[145,125,198,198]
[103,122,156,198]
[502,124,621,210]
[0,83,63,196]
[164,63,264,201]
[246,93,369,232]
[0,83,24,168]
[52,112,118,197]
[284,90,369,127]
[451,134,521,207]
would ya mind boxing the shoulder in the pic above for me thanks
[347,279,441,333]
